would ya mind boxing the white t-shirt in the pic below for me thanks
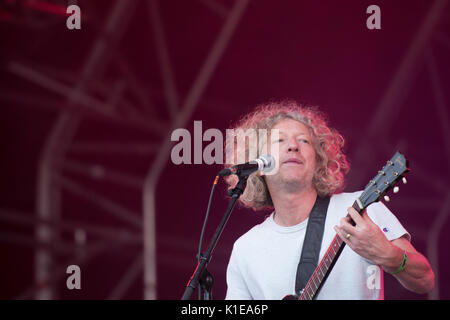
[225,191,410,300]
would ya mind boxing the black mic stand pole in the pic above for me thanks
[181,174,248,300]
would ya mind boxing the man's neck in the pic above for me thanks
[271,185,318,227]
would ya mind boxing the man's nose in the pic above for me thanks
[287,139,299,152]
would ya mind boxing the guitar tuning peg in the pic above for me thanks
[402,177,407,184]
[393,186,400,194]
[384,195,390,202]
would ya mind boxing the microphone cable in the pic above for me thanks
[197,175,220,299]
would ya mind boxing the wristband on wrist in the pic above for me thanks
[391,251,408,275]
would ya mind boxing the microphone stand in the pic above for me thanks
[181,174,248,300]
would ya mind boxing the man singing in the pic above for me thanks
[224,101,434,300]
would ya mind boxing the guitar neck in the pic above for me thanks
[299,200,363,300]
[294,151,410,300]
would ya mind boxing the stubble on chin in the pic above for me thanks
[266,170,312,195]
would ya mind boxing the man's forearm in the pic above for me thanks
[380,244,435,294]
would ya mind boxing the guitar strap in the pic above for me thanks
[294,195,330,296]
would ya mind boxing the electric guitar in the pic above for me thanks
[283,151,410,300]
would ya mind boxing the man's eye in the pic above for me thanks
[300,139,309,144]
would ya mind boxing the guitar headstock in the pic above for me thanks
[357,151,410,210]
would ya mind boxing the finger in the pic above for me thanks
[360,209,372,222]
[339,217,358,235]
[357,209,378,230]
[343,215,353,223]
[340,215,353,225]
[347,207,365,226]
[334,225,351,244]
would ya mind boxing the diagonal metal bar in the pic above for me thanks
[7,62,167,136]
[68,141,160,155]
[8,62,117,116]
[20,59,155,123]
[107,253,143,300]
[57,175,143,229]
[148,0,179,120]
[61,160,144,190]
[0,231,75,253]
[365,0,448,138]
[427,191,450,300]
[0,208,141,244]
[113,52,157,117]
[197,0,229,18]
[349,0,449,188]
[426,47,450,169]
[0,89,66,110]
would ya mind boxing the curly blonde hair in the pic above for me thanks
[224,100,350,210]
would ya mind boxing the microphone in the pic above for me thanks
[218,154,275,177]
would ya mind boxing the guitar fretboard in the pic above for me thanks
[299,200,361,300]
